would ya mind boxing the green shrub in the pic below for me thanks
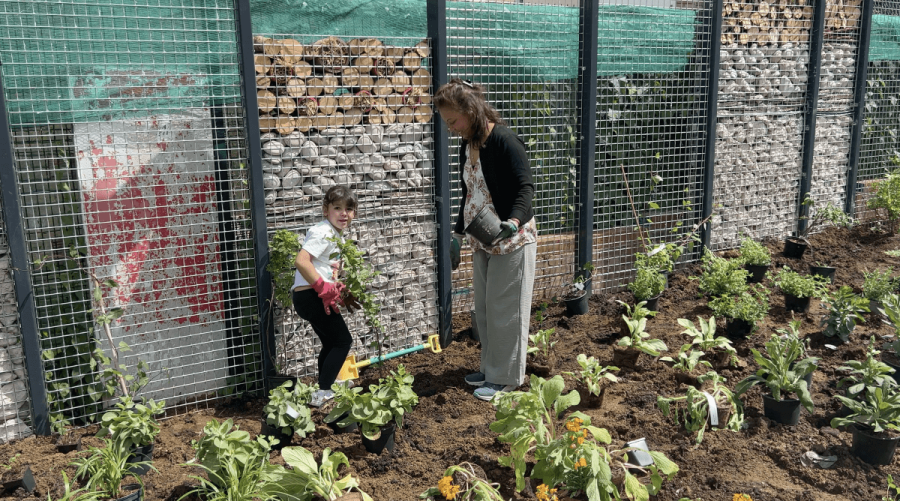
[696,249,748,297]
[628,265,665,301]
[772,267,829,299]
[863,267,897,302]
[866,169,900,234]
[738,237,771,266]
[820,286,869,343]
[707,286,770,325]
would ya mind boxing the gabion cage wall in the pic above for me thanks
[0,217,30,441]
[447,0,582,310]
[252,34,439,377]
[0,0,262,433]
[592,2,710,291]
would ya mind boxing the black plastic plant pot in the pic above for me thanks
[54,435,82,454]
[259,418,293,449]
[783,238,808,258]
[361,422,396,454]
[326,412,359,435]
[126,443,153,476]
[761,394,801,425]
[115,484,143,501]
[0,466,35,495]
[809,265,836,284]
[661,272,670,290]
[883,352,900,384]
[624,437,654,467]
[643,295,660,313]
[564,290,590,316]
[851,425,900,465]
[783,294,811,313]
[268,374,298,388]
[745,264,769,283]
[725,318,753,339]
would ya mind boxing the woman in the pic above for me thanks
[434,78,537,401]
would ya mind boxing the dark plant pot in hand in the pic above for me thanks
[745,264,769,283]
[850,425,900,465]
[361,422,396,454]
[809,265,836,284]
[784,293,811,313]
[725,318,754,339]
[783,237,808,258]
[127,443,154,476]
[259,418,293,449]
[325,412,359,435]
[0,466,35,495]
[761,394,802,425]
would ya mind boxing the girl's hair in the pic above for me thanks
[323,185,358,211]
[434,78,505,151]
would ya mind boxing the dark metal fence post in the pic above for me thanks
[845,0,875,216]
[428,0,452,349]
[576,0,599,286]
[797,0,827,235]
[700,0,724,251]
[235,0,275,390]
[0,69,49,435]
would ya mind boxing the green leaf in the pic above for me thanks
[624,471,649,501]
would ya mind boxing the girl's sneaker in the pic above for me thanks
[464,372,486,387]
[310,389,335,407]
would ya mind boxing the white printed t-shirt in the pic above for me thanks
[292,220,343,290]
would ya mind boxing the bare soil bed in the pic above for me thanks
[1,225,899,501]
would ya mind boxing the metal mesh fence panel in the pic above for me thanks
[711,0,813,249]
[447,0,581,310]
[0,0,261,428]
[253,35,439,378]
[858,4,900,223]
[592,2,710,292]
[810,0,862,212]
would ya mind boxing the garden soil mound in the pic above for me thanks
[1,226,899,501]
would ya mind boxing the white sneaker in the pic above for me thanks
[309,389,335,407]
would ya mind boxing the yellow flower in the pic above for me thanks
[574,457,587,469]
[565,417,584,432]
[577,436,585,445]
[733,494,752,501]
[536,483,550,501]
[438,476,460,500]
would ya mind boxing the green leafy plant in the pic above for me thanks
[820,286,869,342]
[563,354,618,397]
[660,347,711,373]
[884,474,900,501]
[71,438,150,499]
[192,418,274,490]
[528,328,557,360]
[635,240,683,274]
[882,293,900,340]
[561,263,595,299]
[324,364,418,439]
[734,333,817,413]
[96,396,164,451]
[676,316,737,366]
[836,337,896,401]
[771,266,829,299]
[657,372,744,443]
[530,414,679,501]
[266,229,302,308]
[737,236,771,266]
[488,374,582,492]
[261,447,372,501]
[183,433,276,501]
[329,235,384,353]
[863,267,897,302]
[50,472,101,501]
[707,285,770,325]
[627,265,666,302]
[886,250,900,258]
[797,195,854,242]
[617,308,668,357]
[419,463,505,501]
[695,249,748,298]
[866,169,900,234]
[616,300,658,322]
[831,383,900,434]
[262,380,316,438]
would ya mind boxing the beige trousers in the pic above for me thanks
[472,242,537,387]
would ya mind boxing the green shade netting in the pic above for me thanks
[870,14,900,61]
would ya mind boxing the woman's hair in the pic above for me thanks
[323,185,358,211]
[434,78,505,151]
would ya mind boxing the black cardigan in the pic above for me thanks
[453,124,535,235]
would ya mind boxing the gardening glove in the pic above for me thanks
[495,219,519,242]
[312,277,344,315]
[342,291,362,313]
[450,233,463,270]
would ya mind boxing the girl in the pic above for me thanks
[434,78,538,401]
[292,185,359,407]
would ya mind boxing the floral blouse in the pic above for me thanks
[462,145,537,255]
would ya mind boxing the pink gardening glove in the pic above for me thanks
[312,277,345,315]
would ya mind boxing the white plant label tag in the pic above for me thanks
[702,391,719,426]
[647,244,666,257]
[286,404,300,420]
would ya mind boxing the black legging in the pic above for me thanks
[292,288,354,389]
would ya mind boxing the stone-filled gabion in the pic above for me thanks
[717,43,810,112]
[810,115,852,208]
[818,42,857,112]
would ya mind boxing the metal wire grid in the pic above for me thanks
[253,34,438,379]
[592,2,709,292]
[447,0,581,311]
[0,182,31,442]
[711,0,813,249]
[856,1,900,223]
[0,0,262,427]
